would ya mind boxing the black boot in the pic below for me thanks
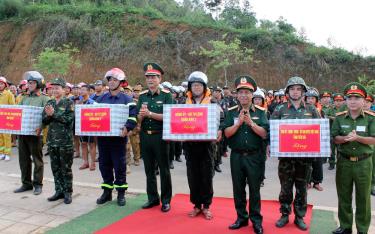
[275,214,289,228]
[117,191,126,206]
[294,217,307,231]
[64,193,72,204]
[96,189,112,204]
[214,165,222,173]
[47,192,64,202]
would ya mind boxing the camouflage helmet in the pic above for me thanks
[305,87,319,98]
[50,77,66,88]
[285,76,308,93]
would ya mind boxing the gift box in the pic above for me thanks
[163,104,220,141]
[0,105,43,135]
[75,104,129,136]
[270,118,330,157]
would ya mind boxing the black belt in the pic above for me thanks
[142,130,161,135]
[232,149,259,156]
[340,153,371,162]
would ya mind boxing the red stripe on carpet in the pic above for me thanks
[96,194,312,234]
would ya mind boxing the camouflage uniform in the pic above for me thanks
[42,82,74,195]
[271,77,320,230]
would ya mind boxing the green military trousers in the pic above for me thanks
[230,151,264,225]
[49,146,74,194]
[140,132,172,204]
[336,156,372,233]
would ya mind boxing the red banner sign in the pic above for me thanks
[279,124,320,152]
[0,108,23,131]
[81,108,110,132]
[170,107,208,134]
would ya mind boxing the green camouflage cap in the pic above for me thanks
[50,77,66,88]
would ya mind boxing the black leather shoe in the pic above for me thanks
[328,164,335,170]
[275,215,289,228]
[14,185,33,193]
[161,203,171,212]
[142,200,160,209]
[117,191,126,206]
[33,186,42,195]
[332,227,352,234]
[228,220,248,230]
[64,193,72,204]
[47,193,64,201]
[96,189,112,204]
[294,217,307,231]
[214,165,222,173]
[253,224,263,234]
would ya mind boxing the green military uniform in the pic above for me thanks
[137,63,173,206]
[42,78,74,197]
[223,76,269,232]
[271,77,320,231]
[321,91,332,116]
[331,82,375,233]
[325,93,345,168]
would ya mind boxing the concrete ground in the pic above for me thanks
[0,146,373,233]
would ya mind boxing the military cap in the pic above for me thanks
[144,62,164,76]
[234,75,257,92]
[320,91,332,98]
[343,82,367,98]
[333,93,344,101]
[222,85,229,90]
[124,85,133,92]
[94,80,104,86]
[231,90,237,94]
[365,94,374,102]
[50,77,66,88]
[213,86,222,91]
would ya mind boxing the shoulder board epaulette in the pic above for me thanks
[254,105,266,111]
[228,105,238,111]
[161,88,170,93]
[139,90,148,95]
[335,111,348,116]
[364,110,375,116]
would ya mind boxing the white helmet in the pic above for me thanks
[0,76,8,87]
[181,81,188,88]
[104,68,126,81]
[253,89,265,99]
[178,86,185,93]
[188,71,208,85]
[171,85,180,93]
[161,81,173,90]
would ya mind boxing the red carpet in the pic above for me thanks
[96,194,312,234]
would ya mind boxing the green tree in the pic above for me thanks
[358,74,375,95]
[192,35,255,85]
[34,44,81,80]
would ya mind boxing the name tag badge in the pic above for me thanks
[234,117,239,125]
[156,101,163,104]
[341,125,350,128]
[251,116,259,120]
[356,126,366,132]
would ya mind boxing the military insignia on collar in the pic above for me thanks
[240,77,247,84]
[147,64,153,70]
[350,85,358,90]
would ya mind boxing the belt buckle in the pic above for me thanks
[349,157,358,162]
[147,130,152,135]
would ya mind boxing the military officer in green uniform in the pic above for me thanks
[320,91,332,115]
[326,93,345,170]
[271,77,320,231]
[14,71,50,195]
[42,77,74,204]
[223,75,268,234]
[137,63,173,212]
[331,83,375,234]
